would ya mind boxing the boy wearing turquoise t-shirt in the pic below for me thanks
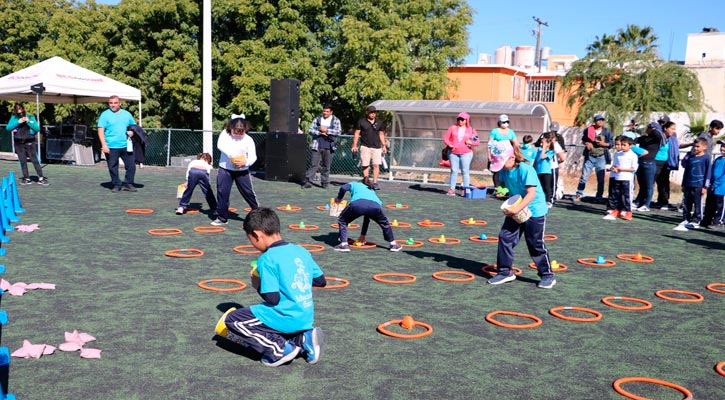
[217,208,327,367]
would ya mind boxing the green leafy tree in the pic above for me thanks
[561,24,704,132]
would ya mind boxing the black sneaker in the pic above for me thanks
[372,182,381,190]
[111,186,122,193]
[122,184,138,192]
[321,183,329,189]
[302,181,312,189]
[20,178,32,185]
[37,177,50,186]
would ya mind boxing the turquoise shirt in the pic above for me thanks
[534,149,554,174]
[500,161,548,218]
[250,243,324,333]
[521,144,537,164]
[97,108,135,148]
[631,146,646,156]
[343,181,382,205]
[489,128,516,142]
[654,141,669,162]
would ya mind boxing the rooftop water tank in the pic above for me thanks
[477,53,491,65]
[515,46,535,68]
[494,46,513,65]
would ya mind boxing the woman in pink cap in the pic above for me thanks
[443,112,480,196]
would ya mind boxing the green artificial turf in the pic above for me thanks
[0,161,723,400]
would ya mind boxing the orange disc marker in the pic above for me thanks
[233,245,261,255]
[315,277,349,289]
[377,318,433,339]
[706,283,725,294]
[469,235,499,243]
[549,306,602,322]
[316,205,328,211]
[613,376,693,400]
[228,207,237,212]
[616,253,655,263]
[276,205,302,212]
[432,270,475,282]
[299,244,325,253]
[165,248,204,258]
[400,316,415,330]
[528,262,568,272]
[126,208,154,214]
[427,237,461,245]
[185,208,200,214]
[417,220,445,227]
[716,362,725,377]
[601,296,652,311]
[655,289,704,303]
[197,278,246,292]
[394,239,424,248]
[148,228,183,236]
[330,223,360,229]
[390,221,412,228]
[385,204,409,209]
[577,257,617,267]
[373,273,416,284]
[194,226,226,233]
[348,240,377,249]
[485,311,542,329]
[244,207,252,212]
[482,265,523,276]
[289,224,319,231]
[543,234,558,241]
[460,219,487,226]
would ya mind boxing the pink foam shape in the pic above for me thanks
[80,348,102,359]
[0,279,10,291]
[36,283,56,290]
[7,285,27,296]
[12,282,29,289]
[14,224,40,232]
[59,342,82,352]
[78,332,96,343]
[43,345,57,355]
[64,330,96,346]
[11,340,49,359]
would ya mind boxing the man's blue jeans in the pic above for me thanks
[576,155,606,198]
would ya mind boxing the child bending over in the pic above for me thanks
[176,152,216,215]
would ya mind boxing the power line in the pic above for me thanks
[532,16,549,72]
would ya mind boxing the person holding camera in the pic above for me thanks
[303,104,341,189]
[6,103,48,185]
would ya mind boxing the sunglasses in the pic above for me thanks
[457,118,465,121]
[501,121,510,124]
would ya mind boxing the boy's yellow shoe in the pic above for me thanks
[215,307,236,337]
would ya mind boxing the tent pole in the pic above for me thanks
[35,92,42,166]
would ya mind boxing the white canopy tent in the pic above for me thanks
[0,56,142,122]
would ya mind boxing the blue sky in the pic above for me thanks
[94,0,724,63]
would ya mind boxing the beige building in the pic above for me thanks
[684,28,725,112]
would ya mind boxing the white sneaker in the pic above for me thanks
[603,214,617,220]
[673,222,689,231]
[636,205,650,212]
[176,207,184,215]
[211,218,228,226]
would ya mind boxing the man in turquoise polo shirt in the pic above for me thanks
[97,95,137,192]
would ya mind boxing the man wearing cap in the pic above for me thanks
[303,103,342,189]
[575,114,612,202]
[352,106,387,190]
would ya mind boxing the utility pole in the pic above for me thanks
[533,16,549,72]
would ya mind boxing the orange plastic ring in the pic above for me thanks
[233,245,261,255]
[299,244,325,253]
[348,241,377,249]
[577,257,617,267]
[417,221,445,227]
[432,270,475,282]
[485,311,542,329]
[165,248,204,258]
[185,208,200,214]
[655,289,704,303]
[706,283,725,294]
[197,278,246,292]
[616,253,655,263]
[385,204,409,209]
[126,208,154,214]
[390,221,412,228]
[316,205,328,211]
[244,207,252,212]
[394,239,424,248]
[549,306,603,322]
[228,207,237,212]
[529,262,568,272]
[601,296,653,311]
[289,224,319,231]
[613,376,693,400]
[330,223,360,229]
[716,362,725,377]
[377,319,433,339]
[460,219,487,226]
[194,226,226,233]
[543,234,558,241]
[315,277,349,289]
[276,205,302,212]
[148,228,183,236]
[427,237,461,245]
[482,265,523,276]
[373,273,416,284]
[469,235,499,243]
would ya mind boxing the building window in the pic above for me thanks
[527,79,556,103]
[512,76,525,101]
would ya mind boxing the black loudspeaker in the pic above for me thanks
[264,132,307,182]
[269,79,300,133]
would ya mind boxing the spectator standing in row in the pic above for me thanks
[702,141,725,229]
[97,95,137,192]
[673,138,711,231]
[632,122,664,212]
[535,122,567,205]
[654,120,680,210]
[443,112,480,196]
[680,119,723,158]
[352,106,386,190]
[303,104,341,189]
[575,114,612,203]
[486,114,517,191]
[6,103,48,185]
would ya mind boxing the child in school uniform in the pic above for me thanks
[176,152,217,215]
[216,208,327,367]
[534,132,555,208]
[701,141,725,229]
[603,136,638,221]
[486,140,556,289]
[674,138,712,231]
[521,135,537,164]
